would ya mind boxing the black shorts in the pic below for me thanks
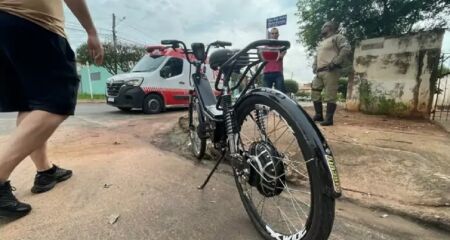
[0,11,79,115]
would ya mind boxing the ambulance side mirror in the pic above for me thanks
[160,66,171,78]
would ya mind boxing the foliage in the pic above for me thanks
[76,42,146,75]
[337,78,348,98]
[439,66,450,78]
[284,79,300,94]
[296,0,450,54]
[359,79,408,116]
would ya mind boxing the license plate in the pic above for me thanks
[108,97,115,102]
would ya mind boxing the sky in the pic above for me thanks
[64,0,450,83]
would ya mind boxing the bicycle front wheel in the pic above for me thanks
[234,94,335,240]
[188,95,206,160]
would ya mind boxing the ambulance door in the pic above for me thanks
[159,57,190,106]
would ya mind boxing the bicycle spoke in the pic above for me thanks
[236,103,314,237]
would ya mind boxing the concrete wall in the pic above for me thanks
[346,30,444,117]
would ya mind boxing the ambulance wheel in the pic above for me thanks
[143,94,164,114]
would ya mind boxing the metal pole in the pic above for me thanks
[433,54,445,120]
[112,13,117,74]
[440,75,448,120]
[445,76,450,121]
[86,61,93,99]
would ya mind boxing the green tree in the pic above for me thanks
[296,0,450,54]
[284,79,300,94]
[439,66,450,78]
[338,78,348,98]
[76,42,146,75]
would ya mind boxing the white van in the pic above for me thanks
[106,46,215,114]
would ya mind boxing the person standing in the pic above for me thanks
[311,21,350,126]
[263,27,287,93]
[0,0,104,218]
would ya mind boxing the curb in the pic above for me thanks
[339,196,450,233]
[77,100,106,104]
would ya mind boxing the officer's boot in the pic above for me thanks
[312,101,324,122]
[321,102,337,126]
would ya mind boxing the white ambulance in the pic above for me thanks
[106,46,215,114]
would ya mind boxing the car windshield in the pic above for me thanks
[131,55,166,73]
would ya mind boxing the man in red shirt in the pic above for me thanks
[263,28,286,93]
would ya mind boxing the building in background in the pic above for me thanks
[77,64,113,95]
[299,83,312,95]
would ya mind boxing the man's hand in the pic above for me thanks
[65,0,103,64]
[87,34,104,65]
[277,50,287,61]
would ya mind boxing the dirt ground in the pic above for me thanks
[160,106,450,232]
[0,105,449,239]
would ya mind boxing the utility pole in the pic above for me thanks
[112,13,118,74]
[112,13,125,74]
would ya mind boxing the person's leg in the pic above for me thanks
[311,74,325,121]
[16,112,74,194]
[0,111,66,217]
[275,73,286,93]
[321,71,340,126]
[263,73,274,88]
[0,111,67,182]
[16,112,52,171]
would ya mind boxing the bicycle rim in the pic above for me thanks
[235,102,315,239]
[189,96,206,159]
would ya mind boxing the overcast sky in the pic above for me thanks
[64,0,450,83]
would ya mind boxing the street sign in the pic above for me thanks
[266,15,287,29]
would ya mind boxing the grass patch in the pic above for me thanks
[77,93,106,100]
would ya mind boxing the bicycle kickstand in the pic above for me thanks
[198,153,226,190]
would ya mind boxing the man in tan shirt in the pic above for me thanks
[0,0,104,218]
[311,21,350,126]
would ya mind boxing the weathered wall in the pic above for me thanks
[346,30,444,117]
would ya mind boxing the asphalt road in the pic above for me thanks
[0,103,447,240]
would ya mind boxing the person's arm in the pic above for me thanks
[331,34,351,67]
[64,0,104,65]
[277,49,287,61]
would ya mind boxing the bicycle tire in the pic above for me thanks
[234,94,335,240]
[188,96,206,160]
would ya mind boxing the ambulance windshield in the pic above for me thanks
[131,55,166,73]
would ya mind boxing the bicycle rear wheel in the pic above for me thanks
[234,94,335,240]
[188,95,206,160]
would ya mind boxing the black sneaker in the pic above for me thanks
[0,181,32,218]
[31,165,72,194]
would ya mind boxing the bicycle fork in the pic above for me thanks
[198,88,240,190]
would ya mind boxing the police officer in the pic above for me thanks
[311,21,350,126]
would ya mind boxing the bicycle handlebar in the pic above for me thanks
[220,39,290,69]
[161,39,233,65]
[213,39,290,92]
[210,41,232,48]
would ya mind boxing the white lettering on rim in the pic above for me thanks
[266,225,306,240]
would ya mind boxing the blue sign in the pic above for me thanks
[266,15,287,28]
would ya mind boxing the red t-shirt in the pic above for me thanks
[264,56,283,73]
